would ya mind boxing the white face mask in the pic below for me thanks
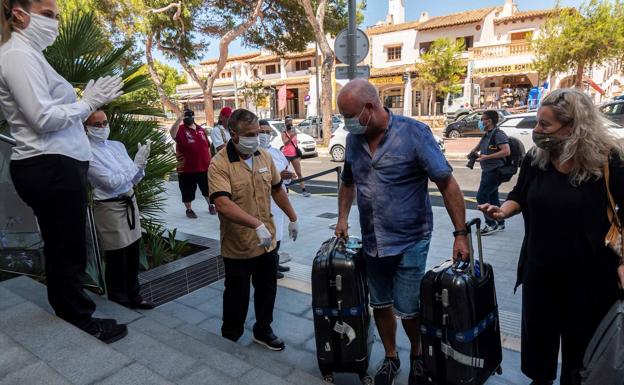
[259,133,272,149]
[86,125,110,142]
[17,12,59,51]
[235,136,259,155]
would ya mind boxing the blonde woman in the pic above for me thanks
[0,0,126,343]
[479,89,624,385]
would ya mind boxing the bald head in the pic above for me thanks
[337,79,380,111]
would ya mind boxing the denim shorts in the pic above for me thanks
[365,238,430,319]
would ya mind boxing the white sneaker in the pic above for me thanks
[301,191,311,197]
[481,224,501,236]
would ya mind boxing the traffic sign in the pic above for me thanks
[335,65,370,80]
[334,28,370,65]
[304,94,311,102]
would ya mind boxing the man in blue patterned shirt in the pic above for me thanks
[335,79,470,385]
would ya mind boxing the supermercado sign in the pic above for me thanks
[369,76,404,86]
[472,63,535,76]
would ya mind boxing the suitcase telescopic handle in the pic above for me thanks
[465,218,484,277]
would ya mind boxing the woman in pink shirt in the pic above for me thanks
[281,116,310,197]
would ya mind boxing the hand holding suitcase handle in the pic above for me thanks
[455,218,485,278]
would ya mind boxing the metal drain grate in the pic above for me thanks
[317,212,339,219]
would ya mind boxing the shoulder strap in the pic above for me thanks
[219,126,227,142]
[604,163,621,228]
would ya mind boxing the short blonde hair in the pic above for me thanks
[531,88,624,185]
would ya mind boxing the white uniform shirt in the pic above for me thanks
[210,124,231,150]
[87,138,144,201]
[267,147,290,242]
[0,33,92,161]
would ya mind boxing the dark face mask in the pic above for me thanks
[532,131,564,151]
[286,124,293,130]
[183,117,194,126]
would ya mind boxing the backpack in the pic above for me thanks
[488,129,521,182]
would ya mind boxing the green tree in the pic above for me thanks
[126,62,186,109]
[240,80,270,115]
[533,0,624,89]
[45,11,177,234]
[416,38,465,116]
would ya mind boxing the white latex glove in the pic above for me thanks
[82,75,124,111]
[134,141,150,170]
[255,223,272,248]
[288,221,299,241]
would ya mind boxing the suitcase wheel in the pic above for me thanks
[322,374,334,383]
[360,375,373,385]
[495,366,503,375]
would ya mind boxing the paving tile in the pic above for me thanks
[110,330,197,380]
[0,302,131,385]
[0,332,37,379]
[240,368,292,385]
[274,286,313,316]
[0,361,71,385]
[94,363,173,385]
[177,365,245,385]
[176,286,222,307]
[156,300,208,325]
[0,287,25,311]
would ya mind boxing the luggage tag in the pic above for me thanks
[333,321,357,345]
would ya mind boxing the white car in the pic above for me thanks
[328,125,446,162]
[499,112,624,158]
[265,120,318,157]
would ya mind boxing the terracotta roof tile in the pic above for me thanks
[366,20,422,36]
[370,64,417,78]
[247,49,317,64]
[416,7,498,31]
[200,52,261,65]
[494,8,564,24]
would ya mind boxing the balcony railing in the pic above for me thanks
[469,42,533,59]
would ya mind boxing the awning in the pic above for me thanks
[584,77,605,95]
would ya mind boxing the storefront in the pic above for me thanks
[471,63,539,109]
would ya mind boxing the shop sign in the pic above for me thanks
[370,75,403,86]
[472,63,535,76]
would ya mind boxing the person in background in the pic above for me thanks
[85,110,155,310]
[281,116,310,197]
[468,110,510,235]
[208,109,299,351]
[259,119,295,279]
[479,89,624,385]
[335,79,469,385]
[170,108,212,219]
[0,0,127,342]
[210,106,232,154]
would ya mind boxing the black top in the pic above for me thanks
[508,151,624,288]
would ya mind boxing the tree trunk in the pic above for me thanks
[145,34,181,117]
[300,0,334,146]
[428,87,434,117]
[575,63,585,89]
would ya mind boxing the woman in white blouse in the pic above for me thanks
[0,0,126,343]
[85,110,154,310]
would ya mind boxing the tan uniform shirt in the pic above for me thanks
[208,140,282,259]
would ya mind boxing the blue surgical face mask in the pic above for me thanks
[344,107,372,135]
[259,133,272,149]
[478,120,485,131]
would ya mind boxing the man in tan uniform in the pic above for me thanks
[209,109,299,351]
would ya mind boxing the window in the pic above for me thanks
[456,36,474,50]
[517,117,538,129]
[602,104,624,115]
[253,69,258,78]
[384,95,404,109]
[387,46,402,61]
[265,64,277,75]
[220,72,232,79]
[419,42,433,54]
[295,60,312,71]
[511,31,533,42]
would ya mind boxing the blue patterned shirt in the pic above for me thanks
[342,111,452,257]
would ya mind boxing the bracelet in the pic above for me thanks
[452,229,468,237]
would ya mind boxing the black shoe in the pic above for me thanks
[130,300,155,310]
[82,318,128,344]
[253,332,285,351]
[408,356,428,385]
[375,356,401,385]
[277,265,290,272]
[186,209,198,219]
[276,272,285,279]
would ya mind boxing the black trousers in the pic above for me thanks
[104,239,142,305]
[178,171,209,203]
[521,259,620,385]
[221,250,278,341]
[10,155,96,327]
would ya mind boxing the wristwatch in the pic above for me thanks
[452,229,468,237]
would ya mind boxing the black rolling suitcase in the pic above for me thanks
[312,237,374,385]
[420,218,503,385]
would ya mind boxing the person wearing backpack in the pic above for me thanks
[468,110,510,235]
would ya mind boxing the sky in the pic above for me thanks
[155,0,585,69]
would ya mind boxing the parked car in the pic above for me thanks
[265,120,318,158]
[297,115,343,138]
[600,100,624,126]
[498,111,624,159]
[444,110,510,138]
[328,126,445,162]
